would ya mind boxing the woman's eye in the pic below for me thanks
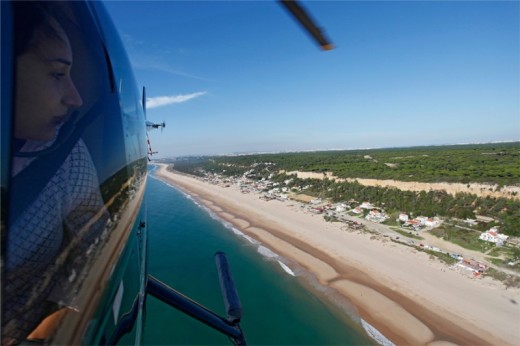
[52,72,65,80]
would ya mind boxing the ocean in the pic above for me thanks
[142,168,376,345]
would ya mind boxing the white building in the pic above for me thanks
[359,202,374,209]
[351,207,363,214]
[479,227,509,246]
[365,210,388,223]
[424,218,440,227]
[335,203,348,212]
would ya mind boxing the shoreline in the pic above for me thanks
[154,164,520,345]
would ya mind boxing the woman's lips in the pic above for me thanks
[51,114,68,126]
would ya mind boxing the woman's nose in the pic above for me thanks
[64,78,83,108]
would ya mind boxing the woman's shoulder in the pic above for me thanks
[61,139,98,181]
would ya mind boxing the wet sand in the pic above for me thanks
[156,164,520,345]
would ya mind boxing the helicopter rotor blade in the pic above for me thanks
[278,0,334,51]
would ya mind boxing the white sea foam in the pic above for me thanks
[225,225,259,244]
[231,227,244,236]
[231,228,259,244]
[151,173,188,195]
[361,319,395,346]
[257,245,278,259]
[207,209,224,222]
[243,234,258,244]
[152,177,177,191]
[278,260,296,276]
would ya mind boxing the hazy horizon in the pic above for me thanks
[150,139,519,159]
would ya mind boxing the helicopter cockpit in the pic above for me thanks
[2,1,332,344]
[1,1,148,344]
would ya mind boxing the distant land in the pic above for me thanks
[159,141,520,186]
[154,141,520,238]
[222,140,520,159]
[168,140,520,160]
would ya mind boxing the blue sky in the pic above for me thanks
[104,1,519,158]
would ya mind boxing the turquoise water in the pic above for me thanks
[142,170,374,345]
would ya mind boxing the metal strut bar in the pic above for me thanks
[146,253,246,345]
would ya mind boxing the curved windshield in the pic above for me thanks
[2,2,147,344]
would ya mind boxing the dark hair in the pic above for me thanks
[12,1,66,57]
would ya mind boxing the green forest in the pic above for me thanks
[195,142,520,186]
[165,142,520,236]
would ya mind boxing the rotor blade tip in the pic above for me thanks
[321,44,335,51]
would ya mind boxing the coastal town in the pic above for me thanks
[192,168,520,283]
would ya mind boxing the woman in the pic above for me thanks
[3,2,107,344]
[13,1,83,143]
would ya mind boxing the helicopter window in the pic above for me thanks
[91,2,148,171]
[2,1,147,344]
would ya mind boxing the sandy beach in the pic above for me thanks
[155,164,520,345]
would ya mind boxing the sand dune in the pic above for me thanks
[285,170,520,200]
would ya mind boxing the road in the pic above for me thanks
[336,212,520,277]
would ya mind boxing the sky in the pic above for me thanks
[104,0,520,158]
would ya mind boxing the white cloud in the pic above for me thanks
[147,63,212,81]
[146,92,207,109]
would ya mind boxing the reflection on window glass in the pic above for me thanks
[1,1,143,344]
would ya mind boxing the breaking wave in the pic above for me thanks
[257,245,278,258]
[229,227,259,245]
[278,260,296,276]
[361,319,395,346]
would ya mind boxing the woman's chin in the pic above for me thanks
[22,130,57,142]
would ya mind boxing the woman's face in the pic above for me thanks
[15,18,83,141]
